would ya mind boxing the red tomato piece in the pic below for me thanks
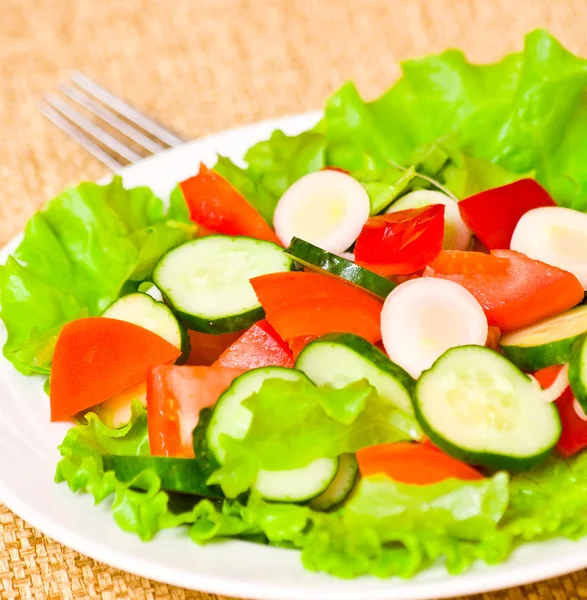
[534,366,587,458]
[289,335,317,360]
[428,250,509,276]
[214,320,294,369]
[354,205,445,275]
[180,165,281,245]
[147,365,245,457]
[429,249,583,332]
[458,179,556,250]
[186,330,242,366]
[357,442,483,485]
[250,272,383,343]
[50,318,181,422]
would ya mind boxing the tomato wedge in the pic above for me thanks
[534,366,587,458]
[458,179,556,250]
[214,320,294,369]
[180,165,281,245]
[429,250,509,276]
[429,249,584,332]
[355,205,445,275]
[186,330,241,366]
[50,318,181,422]
[290,335,317,359]
[357,442,483,485]
[147,365,244,457]
[250,272,383,343]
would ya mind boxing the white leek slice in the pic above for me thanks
[381,278,488,378]
[510,206,587,289]
[273,171,370,253]
[387,190,472,251]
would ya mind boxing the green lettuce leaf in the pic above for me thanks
[209,378,421,497]
[0,176,194,375]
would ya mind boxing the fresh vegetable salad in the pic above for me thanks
[5,29,587,580]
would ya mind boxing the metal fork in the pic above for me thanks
[40,72,186,170]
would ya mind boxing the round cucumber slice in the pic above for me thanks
[153,236,293,334]
[103,292,190,364]
[500,305,587,371]
[296,333,415,416]
[415,345,561,471]
[285,237,395,299]
[569,334,587,412]
[309,453,358,511]
[102,455,223,498]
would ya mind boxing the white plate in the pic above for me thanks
[1,112,587,600]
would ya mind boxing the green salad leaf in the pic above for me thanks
[0,176,194,375]
[209,378,421,498]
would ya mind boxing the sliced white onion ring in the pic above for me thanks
[510,206,587,289]
[380,278,488,378]
[386,190,472,251]
[273,170,370,253]
[574,399,587,421]
[529,364,570,403]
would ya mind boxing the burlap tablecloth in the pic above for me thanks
[2,0,587,597]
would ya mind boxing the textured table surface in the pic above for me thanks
[2,0,587,598]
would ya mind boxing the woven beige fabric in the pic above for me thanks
[2,0,587,598]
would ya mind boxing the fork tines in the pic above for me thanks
[40,72,186,170]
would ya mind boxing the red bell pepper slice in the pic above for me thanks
[534,366,586,457]
[290,335,317,360]
[354,204,445,275]
[429,249,583,332]
[213,320,294,369]
[357,442,483,485]
[428,250,509,276]
[458,179,556,250]
[250,272,383,344]
[180,165,281,245]
[147,365,245,457]
[50,318,181,422]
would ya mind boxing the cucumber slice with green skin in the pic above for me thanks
[102,455,223,498]
[500,305,587,371]
[295,333,415,416]
[569,334,587,412]
[103,292,190,364]
[309,453,358,511]
[285,237,395,299]
[415,345,561,471]
[153,236,293,334]
[208,366,337,502]
[254,458,339,503]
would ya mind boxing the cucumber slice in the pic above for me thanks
[285,237,395,299]
[569,334,587,412]
[500,305,587,371]
[309,453,358,511]
[153,236,293,334]
[102,455,223,498]
[254,458,339,503]
[415,345,561,471]
[208,366,337,502]
[295,333,415,416]
[103,292,190,364]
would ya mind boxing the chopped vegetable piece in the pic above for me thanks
[250,272,383,344]
[510,206,587,290]
[147,365,244,457]
[429,250,584,332]
[486,326,501,350]
[569,334,587,413]
[273,170,370,252]
[186,330,241,366]
[179,165,281,244]
[458,179,556,250]
[380,278,488,378]
[309,454,359,511]
[534,365,587,457]
[290,335,316,359]
[355,205,445,275]
[387,190,472,251]
[213,320,294,369]
[50,317,181,422]
[357,442,483,484]
[285,237,395,299]
[429,251,509,276]
[415,346,561,471]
